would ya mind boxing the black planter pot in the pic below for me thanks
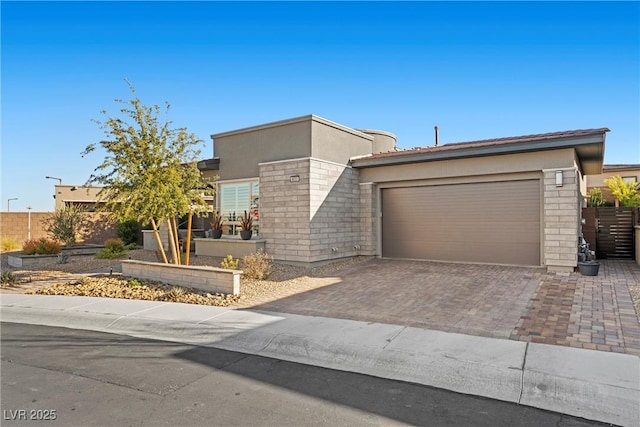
[212,229,223,239]
[240,230,253,240]
[577,261,600,276]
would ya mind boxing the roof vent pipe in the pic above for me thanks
[434,126,439,146]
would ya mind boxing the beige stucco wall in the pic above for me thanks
[586,167,640,188]
[212,118,312,181]
[310,119,373,165]
[54,185,104,210]
[212,115,379,181]
[359,149,577,183]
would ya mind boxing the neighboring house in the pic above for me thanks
[208,114,607,273]
[586,164,640,205]
[54,185,105,211]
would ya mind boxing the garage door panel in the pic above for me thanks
[382,180,540,266]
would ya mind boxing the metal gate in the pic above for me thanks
[595,208,635,259]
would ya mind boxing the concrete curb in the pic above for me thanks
[1,294,638,427]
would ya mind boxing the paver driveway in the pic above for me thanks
[247,258,640,355]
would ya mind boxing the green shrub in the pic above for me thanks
[105,238,125,252]
[42,205,87,246]
[242,250,272,279]
[1,237,20,253]
[220,254,239,270]
[1,271,16,285]
[165,286,186,300]
[127,279,141,288]
[587,188,606,207]
[116,219,141,245]
[22,238,62,255]
[95,238,126,259]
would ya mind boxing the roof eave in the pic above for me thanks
[352,133,606,173]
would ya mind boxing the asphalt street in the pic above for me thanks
[1,322,607,427]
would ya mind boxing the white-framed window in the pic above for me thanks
[218,180,259,235]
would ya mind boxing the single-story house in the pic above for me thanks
[202,115,608,273]
[586,164,640,205]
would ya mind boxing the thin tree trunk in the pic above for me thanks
[166,218,179,265]
[185,210,193,266]
[150,218,168,264]
[172,216,181,265]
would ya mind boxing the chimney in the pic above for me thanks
[434,126,439,146]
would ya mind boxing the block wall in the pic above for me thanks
[308,159,362,262]
[543,169,580,272]
[0,212,51,245]
[259,159,312,263]
[121,260,241,295]
[0,212,118,247]
[259,157,366,264]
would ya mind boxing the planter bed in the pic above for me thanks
[121,260,241,295]
[60,244,104,256]
[7,244,104,268]
[194,237,266,259]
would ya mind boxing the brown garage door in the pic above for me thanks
[382,180,540,266]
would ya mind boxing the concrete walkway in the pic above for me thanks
[1,294,638,427]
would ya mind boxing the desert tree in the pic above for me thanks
[604,175,640,207]
[42,204,88,246]
[82,81,214,264]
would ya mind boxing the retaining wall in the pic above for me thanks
[121,260,241,295]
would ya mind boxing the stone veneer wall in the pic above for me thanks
[259,158,312,263]
[543,168,580,272]
[121,260,241,295]
[308,158,361,262]
[259,157,365,264]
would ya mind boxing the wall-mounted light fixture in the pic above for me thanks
[290,175,300,183]
[555,170,563,187]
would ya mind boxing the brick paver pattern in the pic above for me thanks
[247,259,640,356]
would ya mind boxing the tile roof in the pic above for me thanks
[602,164,640,172]
[363,128,610,160]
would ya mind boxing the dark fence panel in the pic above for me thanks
[596,207,634,259]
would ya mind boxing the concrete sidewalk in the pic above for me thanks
[1,294,638,427]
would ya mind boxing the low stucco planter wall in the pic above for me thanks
[8,253,65,268]
[8,245,104,268]
[121,260,241,295]
[194,238,266,259]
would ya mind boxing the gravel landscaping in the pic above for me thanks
[2,248,639,316]
[0,249,370,307]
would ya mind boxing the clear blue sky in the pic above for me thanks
[2,1,638,212]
